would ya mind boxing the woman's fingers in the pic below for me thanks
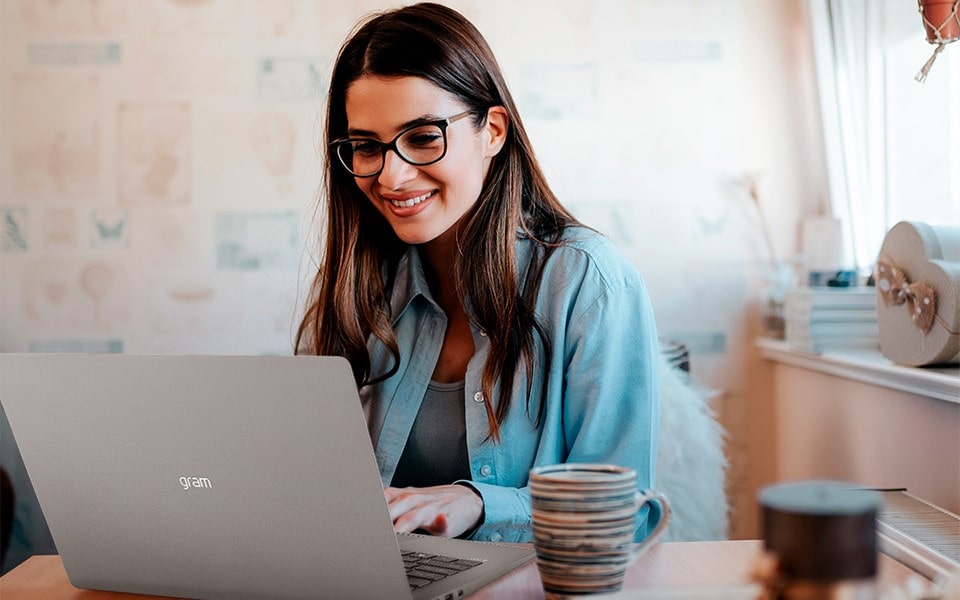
[383,485,482,538]
[425,513,449,536]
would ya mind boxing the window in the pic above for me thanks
[809,0,960,270]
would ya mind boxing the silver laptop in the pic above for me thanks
[0,353,533,600]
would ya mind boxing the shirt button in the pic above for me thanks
[490,532,502,542]
[473,391,484,403]
[480,465,492,477]
[479,329,487,337]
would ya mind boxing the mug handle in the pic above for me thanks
[628,489,672,563]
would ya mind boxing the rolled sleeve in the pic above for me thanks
[565,280,658,460]
[561,278,660,539]
[455,480,532,542]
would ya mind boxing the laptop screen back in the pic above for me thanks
[0,354,411,600]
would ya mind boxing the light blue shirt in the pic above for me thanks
[359,227,660,543]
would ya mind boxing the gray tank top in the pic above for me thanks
[391,380,472,488]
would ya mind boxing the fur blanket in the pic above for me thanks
[655,353,729,541]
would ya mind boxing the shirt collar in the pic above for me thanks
[389,246,436,325]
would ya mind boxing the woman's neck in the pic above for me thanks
[419,229,461,309]
[419,229,476,383]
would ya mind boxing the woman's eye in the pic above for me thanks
[351,141,381,157]
[404,131,443,148]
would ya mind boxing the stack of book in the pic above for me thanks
[784,287,879,353]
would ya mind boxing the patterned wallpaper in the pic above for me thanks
[0,0,780,361]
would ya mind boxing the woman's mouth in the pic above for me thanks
[387,190,435,208]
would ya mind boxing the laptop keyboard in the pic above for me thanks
[401,550,484,590]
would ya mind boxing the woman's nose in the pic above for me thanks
[377,150,417,189]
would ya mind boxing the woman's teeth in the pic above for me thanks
[390,191,432,208]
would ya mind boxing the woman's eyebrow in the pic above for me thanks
[347,115,443,138]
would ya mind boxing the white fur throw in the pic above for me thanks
[655,352,729,541]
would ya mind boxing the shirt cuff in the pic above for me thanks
[454,480,532,543]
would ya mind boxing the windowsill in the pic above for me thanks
[756,338,960,405]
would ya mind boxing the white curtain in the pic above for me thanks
[807,0,889,271]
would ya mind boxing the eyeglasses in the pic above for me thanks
[330,111,474,178]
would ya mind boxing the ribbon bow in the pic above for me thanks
[875,259,937,334]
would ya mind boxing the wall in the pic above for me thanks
[0,0,827,569]
[770,364,960,515]
[734,0,828,539]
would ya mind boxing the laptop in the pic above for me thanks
[0,353,533,600]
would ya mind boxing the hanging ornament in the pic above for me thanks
[915,0,960,82]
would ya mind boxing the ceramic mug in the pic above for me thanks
[529,463,672,597]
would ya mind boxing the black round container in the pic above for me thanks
[760,481,881,583]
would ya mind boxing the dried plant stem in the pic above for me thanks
[743,174,778,270]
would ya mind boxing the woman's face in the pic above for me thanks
[343,75,506,247]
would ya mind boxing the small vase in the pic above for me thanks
[760,262,795,340]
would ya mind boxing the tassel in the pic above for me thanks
[915,43,946,83]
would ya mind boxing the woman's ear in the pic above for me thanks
[483,106,509,158]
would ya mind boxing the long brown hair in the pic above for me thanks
[296,3,580,441]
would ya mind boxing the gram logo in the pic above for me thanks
[179,476,212,490]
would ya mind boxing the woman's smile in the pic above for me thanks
[381,189,437,213]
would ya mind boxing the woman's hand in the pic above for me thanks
[384,484,483,538]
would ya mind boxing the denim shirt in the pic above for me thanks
[359,227,660,543]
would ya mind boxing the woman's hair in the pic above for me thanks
[295,2,579,441]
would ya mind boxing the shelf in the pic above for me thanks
[756,338,959,405]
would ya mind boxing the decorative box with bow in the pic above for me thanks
[874,221,960,366]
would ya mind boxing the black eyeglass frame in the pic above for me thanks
[329,110,475,178]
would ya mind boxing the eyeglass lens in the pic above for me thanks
[337,124,446,177]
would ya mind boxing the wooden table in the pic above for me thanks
[0,540,932,599]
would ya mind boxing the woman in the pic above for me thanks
[296,2,660,543]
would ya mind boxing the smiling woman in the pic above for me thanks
[294,3,663,544]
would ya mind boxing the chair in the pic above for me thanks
[656,341,729,541]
